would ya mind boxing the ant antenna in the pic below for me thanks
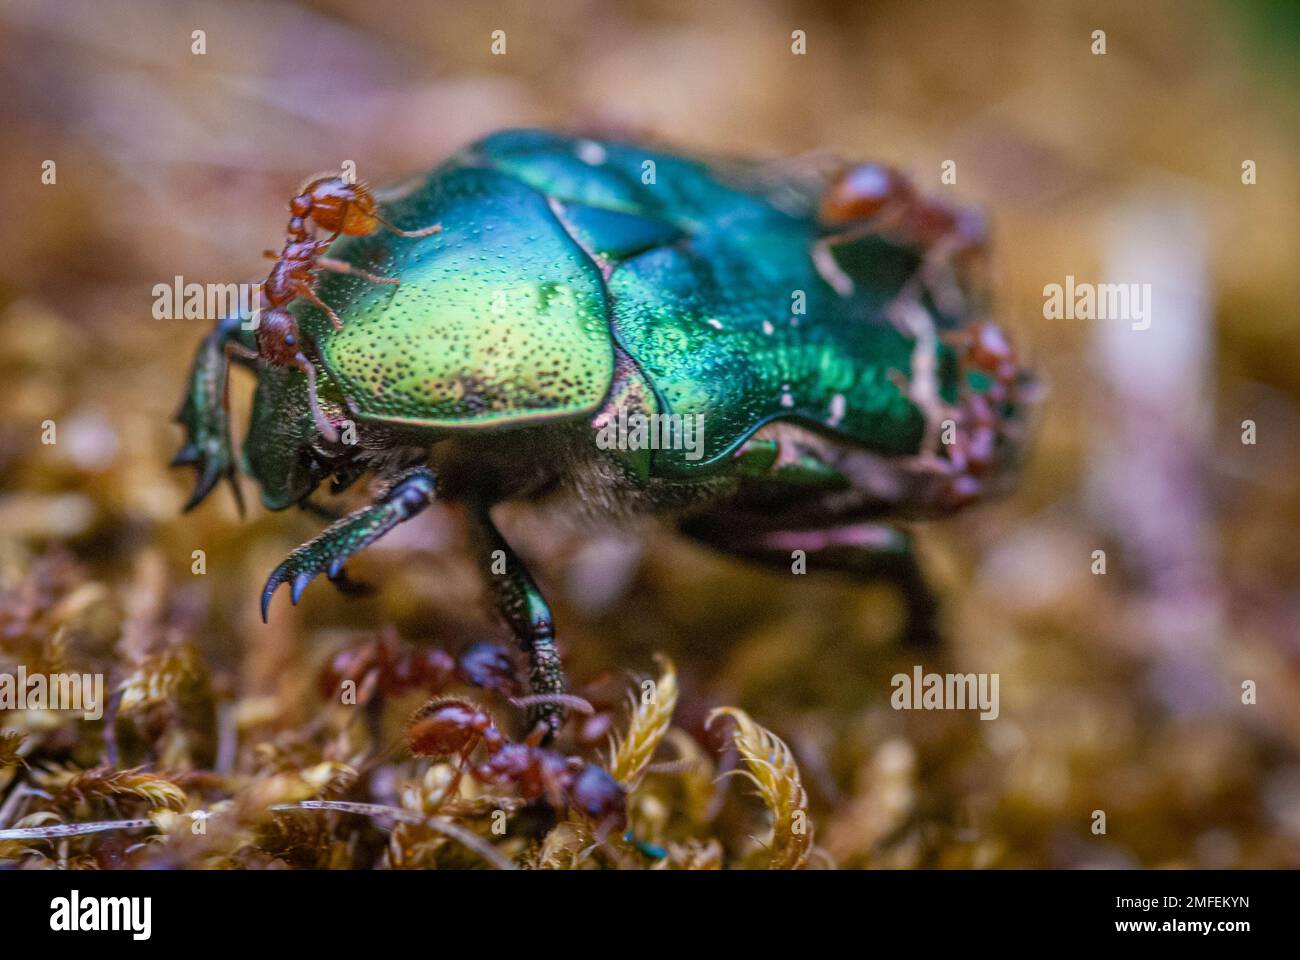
[375,215,442,239]
[294,356,340,444]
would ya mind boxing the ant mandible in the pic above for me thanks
[229,175,441,444]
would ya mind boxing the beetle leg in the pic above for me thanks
[213,340,262,515]
[732,434,850,489]
[683,520,940,649]
[173,313,258,513]
[325,565,374,597]
[260,467,436,620]
[293,499,374,594]
[297,498,342,521]
[467,503,567,742]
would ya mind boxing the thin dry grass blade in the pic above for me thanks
[0,817,155,841]
[273,799,516,870]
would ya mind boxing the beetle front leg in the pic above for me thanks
[173,313,258,512]
[468,503,567,741]
[260,467,436,620]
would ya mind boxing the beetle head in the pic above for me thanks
[243,362,345,510]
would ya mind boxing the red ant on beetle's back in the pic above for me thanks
[230,175,440,443]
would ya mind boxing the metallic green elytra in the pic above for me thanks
[312,166,615,431]
[174,128,1035,738]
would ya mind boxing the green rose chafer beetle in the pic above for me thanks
[174,129,1034,736]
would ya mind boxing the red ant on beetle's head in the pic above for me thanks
[226,174,441,445]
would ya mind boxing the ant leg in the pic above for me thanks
[539,763,570,811]
[226,342,259,363]
[292,353,341,445]
[468,501,567,742]
[435,756,469,806]
[316,257,400,286]
[522,723,549,749]
[374,214,442,239]
[293,281,345,330]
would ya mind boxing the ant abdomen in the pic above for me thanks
[297,177,380,236]
[408,698,502,759]
[819,163,914,225]
[296,176,441,239]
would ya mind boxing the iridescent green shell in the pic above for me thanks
[294,130,966,477]
[300,166,614,430]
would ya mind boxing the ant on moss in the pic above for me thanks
[408,698,626,829]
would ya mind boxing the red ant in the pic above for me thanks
[815,162,986,312]
[319,629,458,705]
[408,698,506,763]
[318,633,527,707]
[820,165,1029,508]
[935,321,1027,507]
[818,162,984,254]
[818,162,917,229]
[228,175,440,444]
[407,698,625,829]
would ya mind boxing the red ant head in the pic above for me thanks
[408,699,499,759]
[819,163,914,225]
[254,307,307,369]
[299,176,379,236]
